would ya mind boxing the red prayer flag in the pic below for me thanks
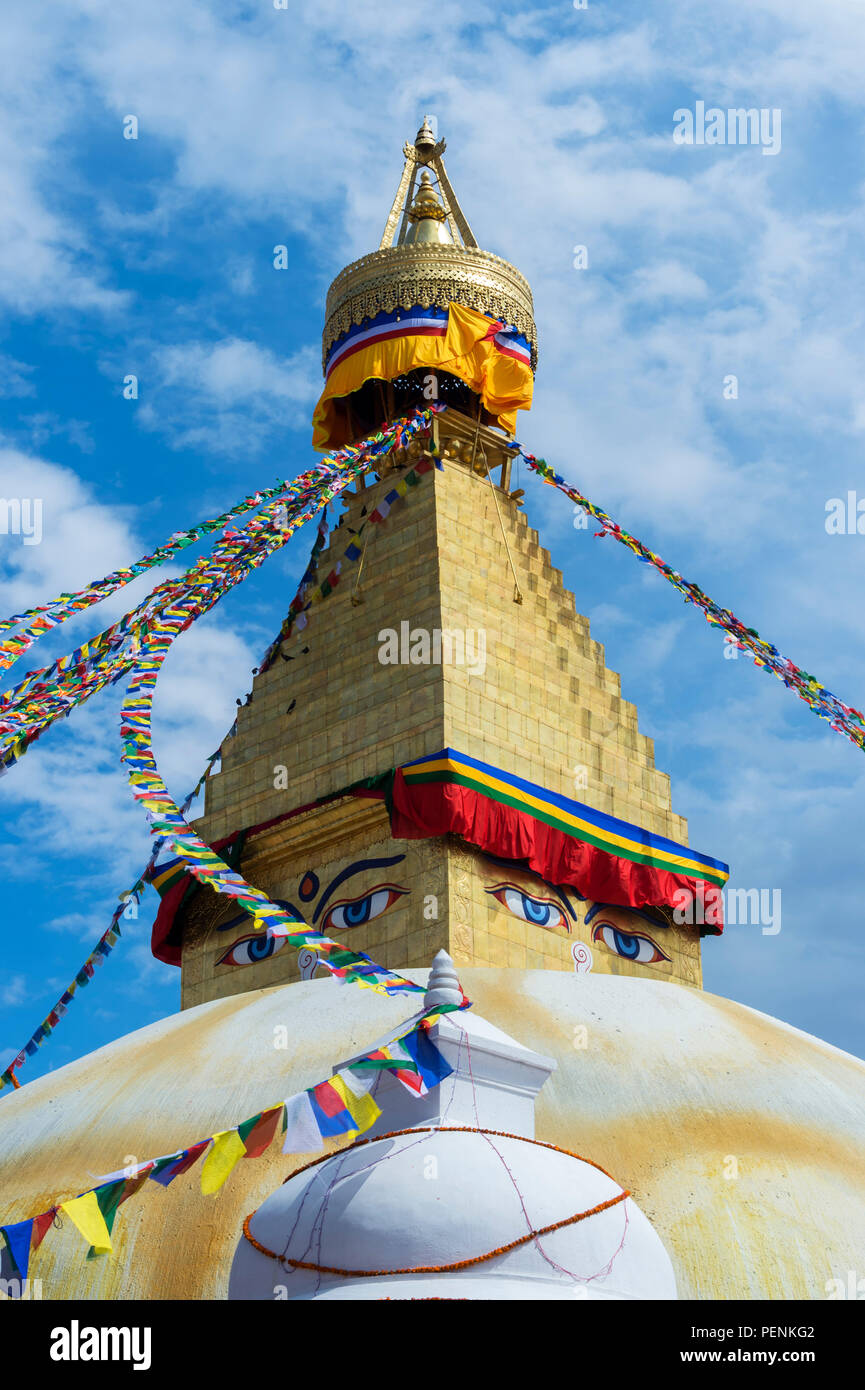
[312,1080,347,1118]
[242,1106,283,1159]
[32,1209,56,1251]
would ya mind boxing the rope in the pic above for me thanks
[243,1192,628,1277]
[351,523,373,606]
[480,443,523,604]
[242,1126,629,1278]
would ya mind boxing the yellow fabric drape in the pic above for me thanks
[312,302,533,450]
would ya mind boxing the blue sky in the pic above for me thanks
[1,0,864,1084]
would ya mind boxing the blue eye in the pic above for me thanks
[486,885,567,931]
[344,897,374,925]
[613,929,640,959]
[217,933,287,968]
[523,896,553,925]
[591,923,669,964]
[321,886,407,932]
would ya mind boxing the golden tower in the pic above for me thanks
[177,121,702,1009]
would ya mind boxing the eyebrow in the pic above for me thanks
[216,912,253,934]
[216,856,407,932]
[216,899,300,931]
[313,854,406,923]
[480,855,579,921]
[553,887,580,921]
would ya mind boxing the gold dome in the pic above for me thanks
[321,122,538,373]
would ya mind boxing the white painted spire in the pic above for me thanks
[424,948,463,1009]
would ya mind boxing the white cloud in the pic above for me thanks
[0,974,27,1007]
[135,338,320,457]
[0,353,36,398]
[1,616,259,874]
[154,338,313,404]
[630,261,709,303]
[42,910,109,942]
[0,125,126,316]
[0,448,263,880]
[0,446,147,618]
[14,413,95,454]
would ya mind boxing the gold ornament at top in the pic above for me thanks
[321,120,538,372]
[404,172,452,245]
[410,115,440,165]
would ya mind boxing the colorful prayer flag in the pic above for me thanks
[60,1192,113,1255]
[0,1219,33,1281]
[200,1130,247,1195]
[282,1092,322,1154]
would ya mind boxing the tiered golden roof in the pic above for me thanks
[321,118,538,372]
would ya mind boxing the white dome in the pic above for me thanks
[229,1126,677,1300]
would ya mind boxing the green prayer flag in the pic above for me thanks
[86,1181,125,1260]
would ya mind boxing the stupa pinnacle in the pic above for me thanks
[314,121,537,449]
[379,116,478,249]
[404,171,453,245]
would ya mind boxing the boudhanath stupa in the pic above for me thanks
[1,120,864,1301]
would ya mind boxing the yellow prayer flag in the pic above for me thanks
[60,1192,113,1255]
[332,1075,381,1134]
[200,1130,247,1195]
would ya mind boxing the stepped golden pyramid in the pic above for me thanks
[1,121,863,1301]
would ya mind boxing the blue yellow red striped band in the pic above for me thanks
[399,748,729,888]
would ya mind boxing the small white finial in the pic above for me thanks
[424,949,462,1008]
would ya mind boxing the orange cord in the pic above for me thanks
[243,1125,630,1278]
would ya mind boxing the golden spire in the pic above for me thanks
[413,115,438,163]
[404,171,453,245]
[321,120,538,379]
[379,116,478,250]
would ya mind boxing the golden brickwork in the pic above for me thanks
[182,426,701,1003]
[433,454,686,838]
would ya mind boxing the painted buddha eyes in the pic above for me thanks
[216,882,408,968]
[591,921,670,964]
[485,884,568,932]
[217,933,287,968]
[320,885,407,932]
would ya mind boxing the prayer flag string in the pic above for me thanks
[0,409,438,774]
[0,442,441,1091]
[520,450,865,753]
[0,1004,467,1289]
[117,447,432,999]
